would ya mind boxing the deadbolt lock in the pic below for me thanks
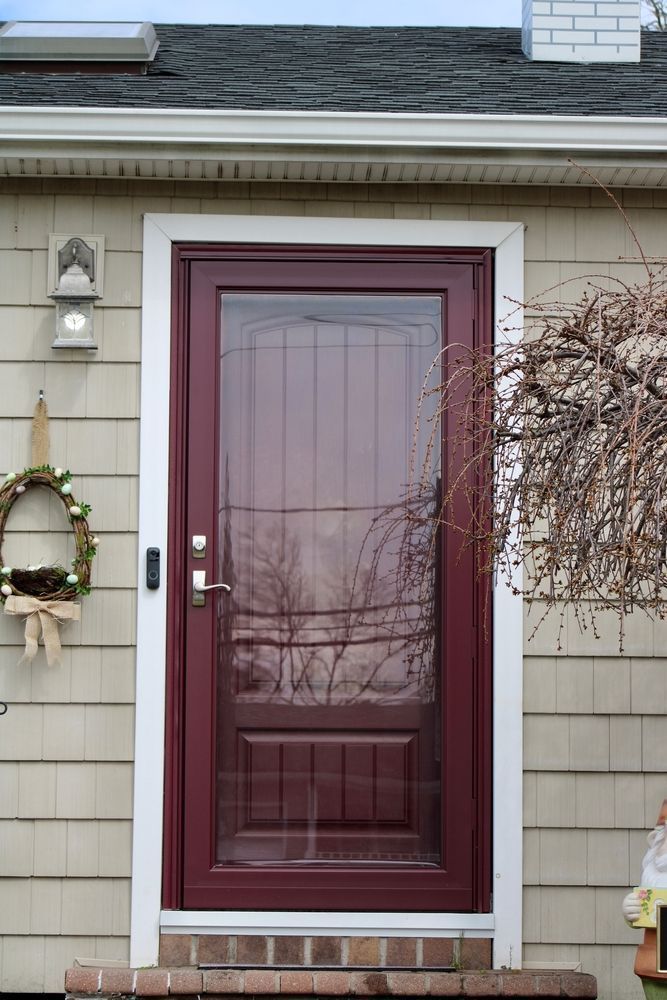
[192,535,206,558]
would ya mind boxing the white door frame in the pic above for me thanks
[132,213,524,971]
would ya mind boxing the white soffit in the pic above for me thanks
[3,107,667,186]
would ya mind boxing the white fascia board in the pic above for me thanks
[2,105,667,156]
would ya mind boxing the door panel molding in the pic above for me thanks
[133,215,523,969]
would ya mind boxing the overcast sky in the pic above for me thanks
[0,0,521,27]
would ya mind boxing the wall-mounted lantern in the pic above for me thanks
[47,235,105,350]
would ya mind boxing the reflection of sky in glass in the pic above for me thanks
[218,293,442,706]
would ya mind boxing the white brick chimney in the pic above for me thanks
[522,0,641,62]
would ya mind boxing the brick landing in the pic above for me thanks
[65,966,597,998]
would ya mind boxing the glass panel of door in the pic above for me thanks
[215,293,443,868]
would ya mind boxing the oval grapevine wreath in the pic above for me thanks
[0,465,98,665]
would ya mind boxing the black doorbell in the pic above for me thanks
[146,547,160,589]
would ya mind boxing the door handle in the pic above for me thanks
[192,570,231,606]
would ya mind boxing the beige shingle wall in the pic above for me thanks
[0,177,659,996]
[0,178,138,991]
[522,658,658,998]
[517,187,660,1000]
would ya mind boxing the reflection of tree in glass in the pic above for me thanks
[350,479,439,703]
[217,458,238,699]
[227,514,436,707]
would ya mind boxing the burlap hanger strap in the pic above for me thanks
[4,595,80,667]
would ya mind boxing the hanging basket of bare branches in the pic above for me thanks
[422,260,667,643]
[388,170,666,649]
[0,466,98,602]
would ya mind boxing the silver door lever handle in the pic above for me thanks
[193,581,231,593]
[192,570,231,606]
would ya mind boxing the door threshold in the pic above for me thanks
[160,909,496,934]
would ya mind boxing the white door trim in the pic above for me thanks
[132,213,524,971]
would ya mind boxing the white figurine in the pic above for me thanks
[623,800,667,999]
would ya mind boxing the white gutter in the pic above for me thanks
[2,105,667,155]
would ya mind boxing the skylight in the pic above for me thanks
[0,21,159,62]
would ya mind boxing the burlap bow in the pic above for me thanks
[4,595,80,666]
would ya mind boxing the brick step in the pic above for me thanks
[65,966,598,998]
[159,934,493,969]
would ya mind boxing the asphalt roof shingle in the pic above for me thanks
[1,24,666,117]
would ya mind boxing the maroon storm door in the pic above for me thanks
[165,244,492,912]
